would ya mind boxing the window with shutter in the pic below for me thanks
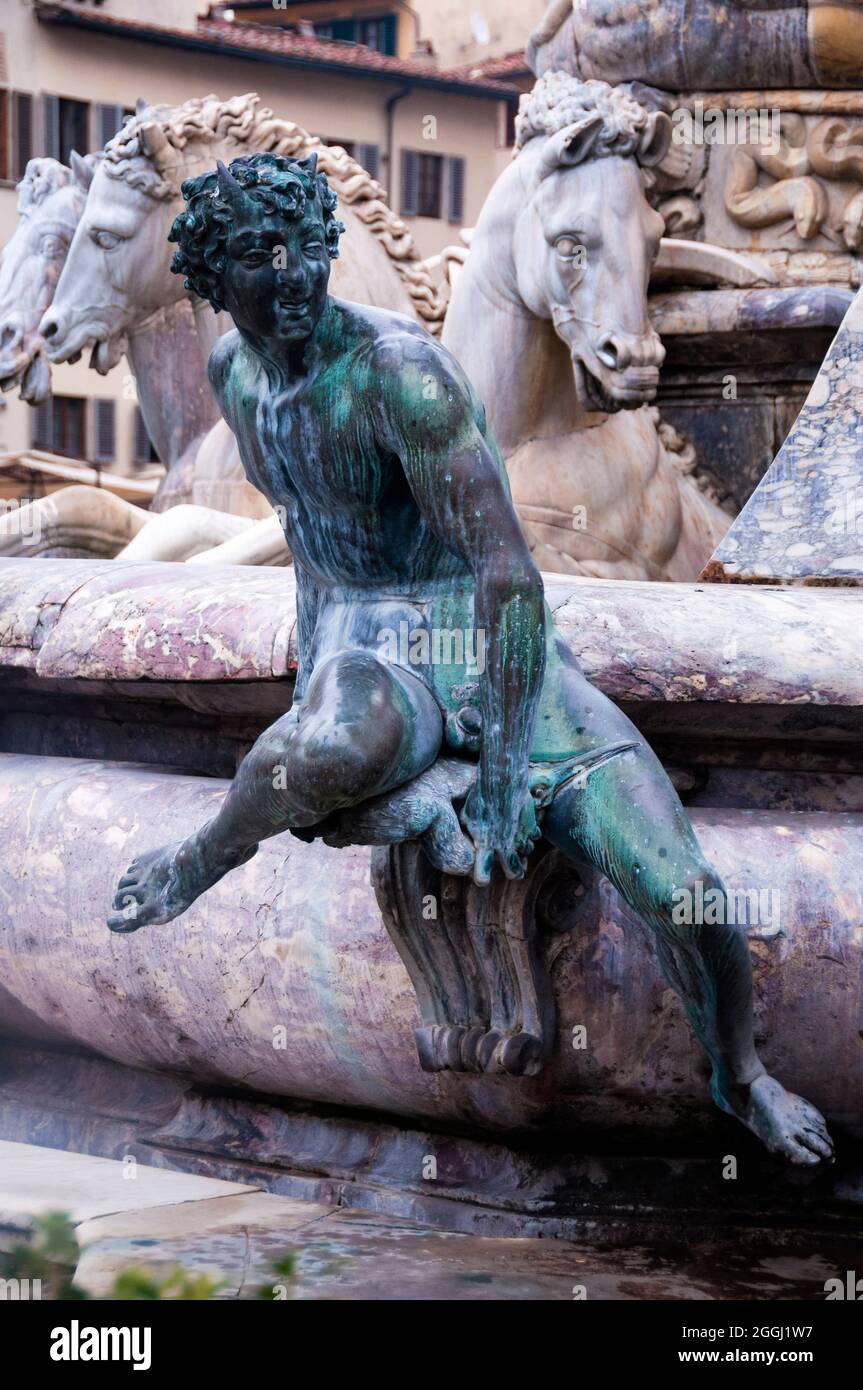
[358,16,397,55]
[93,400,116,464]
[13,92,33,180]
[52,396,86,458]
[97,104,124,148]
[447,156,466,225]
[400,149,419,217]
[360,143,380,182]
[58,98,89,165]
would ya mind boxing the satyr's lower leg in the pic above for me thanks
[544,740,833,1165]
[640,871,832,1165]
[108,650,442,932]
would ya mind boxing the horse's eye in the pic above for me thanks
[555,236,587,269]
[91,230,122,251]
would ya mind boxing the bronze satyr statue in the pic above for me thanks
[108,152,832,1166]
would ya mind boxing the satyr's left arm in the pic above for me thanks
[379,341,546,883]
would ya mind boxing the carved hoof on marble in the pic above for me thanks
[493,1030,545,1077]
[415,1024,545,1076]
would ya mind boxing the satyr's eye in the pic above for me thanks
[555,235,586,267]
[302,241,323,256]
[240,248,272,267]
[90,229,123,251]
[39,233,65,258]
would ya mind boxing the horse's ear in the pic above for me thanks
[138,120,171,167]
[70,149,96,191]
[638,111,673,168]
[538,115,604,178]
[136,98,150,116]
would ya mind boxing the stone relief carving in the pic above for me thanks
[725,114,863,252]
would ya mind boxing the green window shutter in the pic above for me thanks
[400,149,418,217]
[42,93,60,160]
[31,398,53,451]
[447,156,466,224]
[97,104,124,148]
[360,143,380,181]
[93,400,116,464]
[13,93,34,180]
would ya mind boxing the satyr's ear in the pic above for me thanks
[538,114,605,178]
[69,149,97,191]
[638,111,673,168]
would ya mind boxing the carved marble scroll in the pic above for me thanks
[371,839,588,1077]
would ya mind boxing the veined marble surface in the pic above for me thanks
[705,286,863,584]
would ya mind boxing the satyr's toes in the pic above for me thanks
[782,1138,823,1167]
[107,911,143,934]
[799,1125,833,1161]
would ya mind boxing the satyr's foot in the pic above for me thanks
[722,1073,834,1166]
[107,832,256,933]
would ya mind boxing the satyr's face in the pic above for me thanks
[222,204,331,345]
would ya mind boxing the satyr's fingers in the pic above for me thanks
[502,849,526,881]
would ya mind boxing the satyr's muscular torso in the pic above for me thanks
[210,298,490,595]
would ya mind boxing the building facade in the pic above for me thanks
[1,0,523,473]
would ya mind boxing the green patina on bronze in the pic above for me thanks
[107,151,832,1166]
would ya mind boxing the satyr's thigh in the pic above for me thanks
[237,648,444,825]
[298,648,443,801]
[540,651,710,912]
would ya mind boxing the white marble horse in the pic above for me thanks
[34,94,446,555]
[443,74,733,581]
[0,155,96,405]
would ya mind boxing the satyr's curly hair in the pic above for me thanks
[168,151,345,312]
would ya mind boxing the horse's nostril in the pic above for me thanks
[41,316,60,340]
[0,325,18,349]
[597,339,620,371]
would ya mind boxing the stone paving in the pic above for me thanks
[0,1141,852,1300]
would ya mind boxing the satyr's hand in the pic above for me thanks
[461,782,542,885]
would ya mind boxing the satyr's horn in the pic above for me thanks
[216,159,247,214]
[302,152,318,178]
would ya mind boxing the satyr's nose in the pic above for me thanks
[276,260,304,288]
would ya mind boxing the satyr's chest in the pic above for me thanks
[250,382,385,516]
